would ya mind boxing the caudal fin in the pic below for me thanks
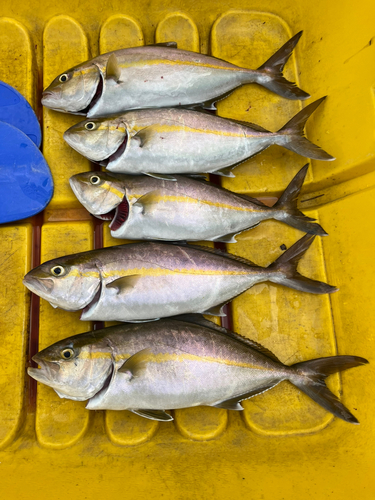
[290,356,368,423]
[268,234,338,294]
[256,32,310,100]
[277,97,335,160]
[272,164,327,235]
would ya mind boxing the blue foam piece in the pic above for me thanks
[0,81,41,147]
[0,121,53,223]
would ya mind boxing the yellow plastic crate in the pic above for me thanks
[0,2,374,498]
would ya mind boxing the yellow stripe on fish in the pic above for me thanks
[128,123,261,138]
[80,351,112,360]
[64,268,251,280]
[130,192,264,213]
[116,352,269,370]
[89,59,242,74]
[78,349,268,370]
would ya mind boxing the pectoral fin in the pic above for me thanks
[131,409,173,421]
[133,191,163,214]
[106,54,121,82]
[106,275,141,294]
[132,126,159,148]
[118,348,152,378]
[212,381,280,410]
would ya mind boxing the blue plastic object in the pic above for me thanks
[0,122,53,223]
[0,81,41,147]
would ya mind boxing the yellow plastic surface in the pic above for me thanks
[0,2,374,499]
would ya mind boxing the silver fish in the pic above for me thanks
[41,33,309,117]
[22,235,337,322]
[27,315,368,424]
[64,98,334,178]
[69,165,327,242]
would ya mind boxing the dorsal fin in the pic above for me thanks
[173,314,282,364]
[148,42,178,48]
[171,242,260,268]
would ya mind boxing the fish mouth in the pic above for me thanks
[42,91,53,100]
[94,195,130,231]
[28,357,60,385]
[100,133,128,168]
[23,275,54,295]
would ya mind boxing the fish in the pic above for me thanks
[41,33,309,117]
[63,98,334,178]
[69,165,327,242]
[22,234,337,322]
[27,315,368,424]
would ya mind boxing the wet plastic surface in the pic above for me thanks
[0,2,374,499]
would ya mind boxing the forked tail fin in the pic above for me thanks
[290,356,369,423]
[272,164,327,235]
[256,31,310,100]
[267,234,338,294]
[276,97,335,160]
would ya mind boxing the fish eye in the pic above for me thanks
[61,348,75,360]
[59,73,69,83]
[90,175,101,185]
[51,265,65,277]
[85,122,96,131]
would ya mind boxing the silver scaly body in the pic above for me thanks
[42,34,310,117]
[27,317,367,424]
[23,237,337,323]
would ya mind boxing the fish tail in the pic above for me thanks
[255,31,310,100]
[289,356,368,424]
[267,233,338,294]
[276,97,335,160]
[272,164,328,235]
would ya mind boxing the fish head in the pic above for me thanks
[42,63,101,114]
[64,117,127,161]
[69,171,126,220]
[23,254,101,311]
[28,333,113,400]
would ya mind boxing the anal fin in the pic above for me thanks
[202,302,228,317]
[144,173,177,181]
[211,227,259,243]
[215,166,236,178]
[211,381,280,410]
[131,409,173,421]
